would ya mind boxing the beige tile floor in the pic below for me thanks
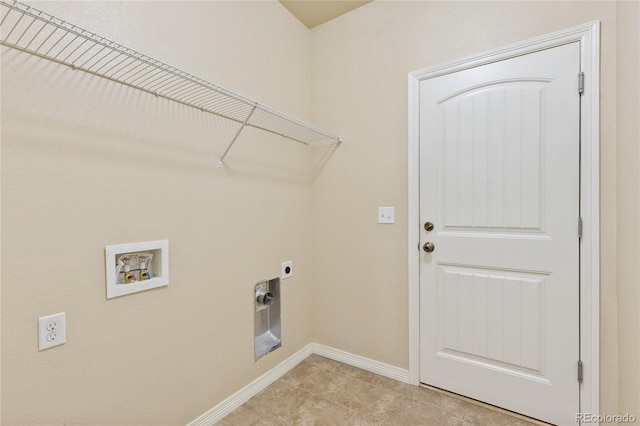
[217,354,547,425]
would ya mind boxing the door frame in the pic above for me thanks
[407,22,600,417]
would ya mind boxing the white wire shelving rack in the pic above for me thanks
[0,0,343,167]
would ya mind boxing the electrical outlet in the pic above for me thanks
[38,312,66,351]
[281,261,293,279]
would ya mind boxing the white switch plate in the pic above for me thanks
[378,207,395,224]
[38,312,66,351]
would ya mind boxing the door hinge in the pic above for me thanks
[578,217,583,239]
[578,72,585,95]
[578,360,584,383]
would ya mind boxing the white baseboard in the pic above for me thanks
[312,343,411,384]
[187,343,313,426]
[187,343,412,425]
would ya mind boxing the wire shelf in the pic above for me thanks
[0,0,342,166]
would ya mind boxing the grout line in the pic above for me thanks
[208,348,547,425]
[187,344,313,426]
[419,383,552,425]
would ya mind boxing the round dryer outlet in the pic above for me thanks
[281,261,293,279]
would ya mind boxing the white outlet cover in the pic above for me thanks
[378,206,395,224]
[281,261,293,279]
[38,312,66,351]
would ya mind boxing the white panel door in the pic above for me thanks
[419,42,580,424]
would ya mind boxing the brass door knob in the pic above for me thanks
[423,242,435,253]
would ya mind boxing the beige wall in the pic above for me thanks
[616,0,640,418]
[310,0,639,420]
[2,0,639,424]
[1,1,314,424]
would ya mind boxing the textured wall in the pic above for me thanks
[2,1,638,424]
[1,1,313,424]
[615,0,640,418]
[310,0,637,419]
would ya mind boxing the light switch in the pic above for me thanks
[378,207,395,224]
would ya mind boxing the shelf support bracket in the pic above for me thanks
[218,104,258,168]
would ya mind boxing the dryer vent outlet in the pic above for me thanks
[254,278,281,361]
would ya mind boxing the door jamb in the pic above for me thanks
[407,21,600,417]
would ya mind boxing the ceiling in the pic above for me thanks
[279,1,372,29]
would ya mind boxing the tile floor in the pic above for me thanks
[217,354,546,425]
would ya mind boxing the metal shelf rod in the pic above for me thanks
[0,0,343,166]
[219,104,258,168]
